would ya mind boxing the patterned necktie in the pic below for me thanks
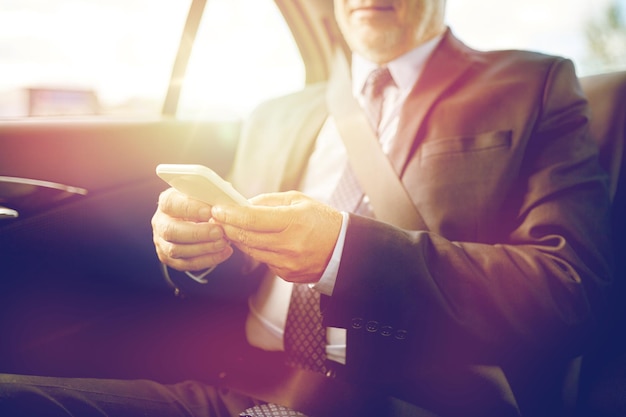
[242,68,395,417]
[240,403,307,417]
[362,66,393,132]
[283,283,328,373]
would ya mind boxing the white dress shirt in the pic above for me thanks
[195,35,444,365]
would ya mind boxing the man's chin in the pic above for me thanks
[349,31,400,61]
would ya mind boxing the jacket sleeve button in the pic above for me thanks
[380,326,393,337]
[366,320,379,333]
[395,329,408,340]
[351,317,364,329]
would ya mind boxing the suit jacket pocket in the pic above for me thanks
[420,130,512,161]
[409,129,514,240]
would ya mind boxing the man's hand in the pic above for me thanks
[211,191,343,283]
[152,188,233,272]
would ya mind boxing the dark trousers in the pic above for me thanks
[0,373,261,417]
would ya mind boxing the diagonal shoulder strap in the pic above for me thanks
[325,50,426,230]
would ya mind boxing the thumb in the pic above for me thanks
[249,191,305,207]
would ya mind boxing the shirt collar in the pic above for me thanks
[351,32,444,97]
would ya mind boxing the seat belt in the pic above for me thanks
[325,49,426,230]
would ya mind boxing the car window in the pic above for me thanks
[175,0,306,121]
[0,0,190,118]
[0,0,305,121]
[1,0,623,120]
[446,0,626,76]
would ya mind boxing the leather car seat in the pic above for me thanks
[577,71,626,416]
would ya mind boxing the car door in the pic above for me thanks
[0,0,336,380]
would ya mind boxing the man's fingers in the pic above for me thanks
[158,188,212,221]
[157,236,230,260]
[156,242,233,272]
[212,204,291,233]
[220,222,286,255]
[153,213,223,244]
[248,191,299,207]
[211,190,309,234]
[152,188,236,272]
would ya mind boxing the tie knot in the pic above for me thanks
[364,67,393,99]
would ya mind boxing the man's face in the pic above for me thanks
[334,0,446,64]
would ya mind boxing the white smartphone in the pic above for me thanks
[156,164,250,206]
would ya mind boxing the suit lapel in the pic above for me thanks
[389,30,476,174]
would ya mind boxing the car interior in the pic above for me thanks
[0,0,624,415]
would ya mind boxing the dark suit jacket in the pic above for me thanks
[225,29,613,416]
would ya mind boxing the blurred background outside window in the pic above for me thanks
[0,0,624,120]
[0,0,189,118]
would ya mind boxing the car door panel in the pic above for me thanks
[0,120,239,287]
